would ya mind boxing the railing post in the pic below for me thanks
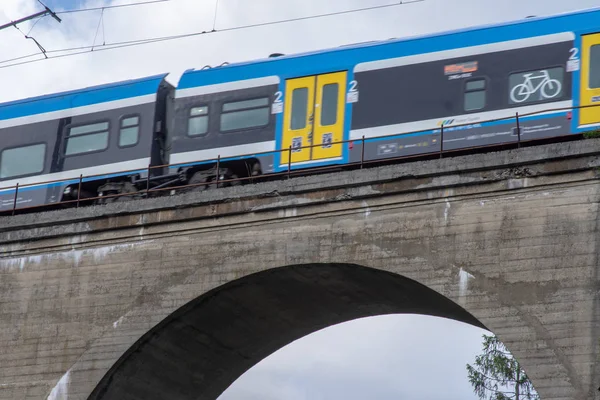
[516,112,521,148]
[77,174,83,208]
[440,124,444,159]
[145,165,151,197]
[361,135,365,169]
[215,155,220,188]
[288,146,292,179]
[12,183,18,216]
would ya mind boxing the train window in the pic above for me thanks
[321,84,339,126]
[119,116,140,147]
[464,79,486,111]
[188,106,209,136]
[590,45,600,89]
[65,121,109,156]
[291,88,309,130]
[223,98,268,111]
[0,143,46,179]
[220,98,269,132]
[508,67,564,105]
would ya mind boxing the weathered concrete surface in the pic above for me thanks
[0,139,599,400]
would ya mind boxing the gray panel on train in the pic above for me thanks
[59,103,158,172]
[351,41,574,130]
[0,100,162,211]
[168,85,279,158]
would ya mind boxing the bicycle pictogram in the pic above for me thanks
[510,70,562,103]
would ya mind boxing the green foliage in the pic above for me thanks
[466,334,539,400]
[583,130,600,139]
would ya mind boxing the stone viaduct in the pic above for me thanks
[0,139,599,400]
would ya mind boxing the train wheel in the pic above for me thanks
[218,168,241,188]
[187,171,212,191]
[97,182,139,204]
[187,168,241,192]
[222,169,241,187]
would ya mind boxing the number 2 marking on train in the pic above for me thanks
[347,80,359,103]
[567,48,580,72]
[569,48,579,60]
[272,91,284,114]
[349,80,358,92]
[274,91,283,103]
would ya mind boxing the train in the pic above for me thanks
[1,7,600,213]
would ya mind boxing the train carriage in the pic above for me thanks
[0,74,173,211]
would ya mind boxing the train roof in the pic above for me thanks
[177,6,600,89]
[0,73,168,122]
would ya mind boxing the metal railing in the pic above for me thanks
[1,103,599,215]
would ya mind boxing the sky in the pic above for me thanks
[218,314,490,400]
[1,0,599,399]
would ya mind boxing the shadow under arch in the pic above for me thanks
[88,263,488,400]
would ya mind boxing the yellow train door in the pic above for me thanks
[312,72,347,160]
[580,33,600,127]
[281,76,315,164]
[281,71,347,165]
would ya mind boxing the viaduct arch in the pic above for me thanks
[88,263,486,400]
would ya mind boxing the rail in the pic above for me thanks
[1,103,599,215]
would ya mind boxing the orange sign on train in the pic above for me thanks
[444,61,479,75]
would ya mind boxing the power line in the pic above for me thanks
[0,0,170,32]
[25,16,44,36]
[212,0,220,32]
[0,0,169,34]
[0,0,424,70]
[0,0,174,58]
[55,0,173,14]
[92,8,106,49]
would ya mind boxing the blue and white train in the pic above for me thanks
[1,7,600,212]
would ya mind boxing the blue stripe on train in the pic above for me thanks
[0,74,168,121]
[363,111,571,143]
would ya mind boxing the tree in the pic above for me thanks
[466,334,539,400]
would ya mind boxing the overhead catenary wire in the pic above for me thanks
[11,0,169,35]
[25,15,44,36]
[7,0,420,57]
[54,0,173,14]
[0,0,424,70]
[7,11,56,59]
[212,0,220,32]
[0,0,167,48]
[0,0,62,61]
[91,8,106,50]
